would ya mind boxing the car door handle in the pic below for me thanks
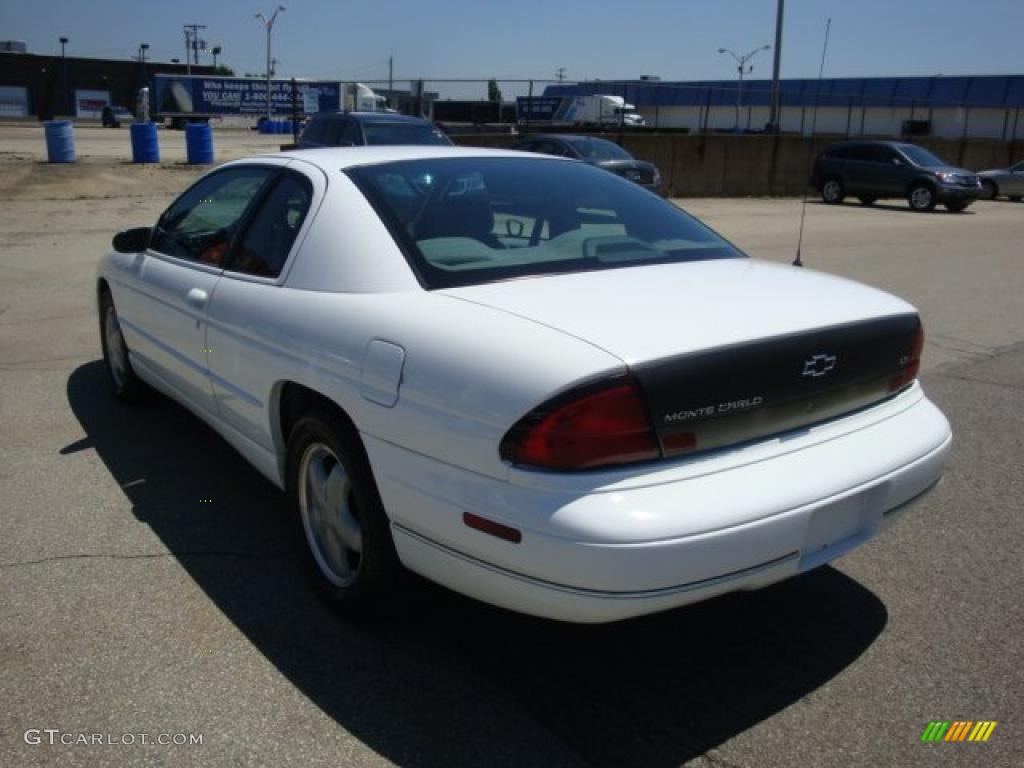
[185,288,209,308]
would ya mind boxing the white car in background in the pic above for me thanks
[97,147,951,623]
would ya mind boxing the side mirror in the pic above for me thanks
[112,226,152,253]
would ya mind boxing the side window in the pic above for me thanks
[339,120,363,146]
[845,146,872,162]
[867,146,897,164]
[151,167,272,266]
[228,172,313,278]
[828,146,852,160]
[322,118,347,146]
[300,116,325,145]
[532,140,564,157]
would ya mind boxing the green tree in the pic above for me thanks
[487,79,502,102]
[214,64,235,76]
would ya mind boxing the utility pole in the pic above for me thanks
[718,44,770,131]
[388,55,393,100]
[768,0,785,132]
[255,7,286,123]
[556,67,565,83]
[59,36,69,116]
[212,46,221,69]
[183,24,206,74]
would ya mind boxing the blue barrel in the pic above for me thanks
[185,123,214,164]
[129,122,159,163]
[44,120,76,163]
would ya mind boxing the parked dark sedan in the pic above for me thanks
[297,112,451,148]
[510,134,662,195]
[810,141,981,212]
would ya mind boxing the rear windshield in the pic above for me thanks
[566,137,632,161]
[362,122,451,146]
[346,157,743,289]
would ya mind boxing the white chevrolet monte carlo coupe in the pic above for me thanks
[97,146,951,623]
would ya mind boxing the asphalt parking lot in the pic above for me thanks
[1,129,1022,767]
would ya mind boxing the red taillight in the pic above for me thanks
[888,321,925,392]
[500,378,660,470]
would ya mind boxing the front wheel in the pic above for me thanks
[945,201,971,213]
[908,184,936,211]
[1010,196,1022,202]
[821,178,845,204]
[287,409,399,614]
[980,180,997,200]
[99,290,144,402]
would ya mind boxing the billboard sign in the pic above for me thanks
[154,75,340,116]
[515,96,576,123]
[75,89,111,118]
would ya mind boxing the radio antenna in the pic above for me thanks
[793,16,832,267]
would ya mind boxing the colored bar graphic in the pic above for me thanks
[921,721,950,742]
[922,720,996,743]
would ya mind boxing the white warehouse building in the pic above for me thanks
[544,75,1024,140]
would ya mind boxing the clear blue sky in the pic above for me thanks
[3,0,1022,98]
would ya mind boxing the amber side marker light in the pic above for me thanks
[463,512,522,543]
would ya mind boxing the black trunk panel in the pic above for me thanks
[633,314,921,456]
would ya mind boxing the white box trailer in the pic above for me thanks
[564,95,646,126]
[516,94,646,127]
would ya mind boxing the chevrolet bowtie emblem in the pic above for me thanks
[802,353,837,378]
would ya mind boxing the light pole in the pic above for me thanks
[59,36,69,116]
[212,46,221,69]
[718,44,770,131]
[255,6,286,123]
[768,0,785,132]
[139,43,149,93]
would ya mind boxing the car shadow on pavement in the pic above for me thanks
[66,360,889,768]
[808,200,976,214]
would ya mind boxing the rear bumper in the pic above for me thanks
[366,386,951,623]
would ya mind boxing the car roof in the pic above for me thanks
[267,145,568,171]
[828,139,910,148]
[518,133,611,142]
[313,111,433,124]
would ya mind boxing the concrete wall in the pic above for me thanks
[453,132,1024,197]
[635,104,1024,141]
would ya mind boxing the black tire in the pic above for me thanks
[858,196,877,206]
[980,180,998,200]
[99,289,145,403]
[907,183,937,211]
[820,177,845,204]
[1010,196,1022,202]
[286,408,399,614]
[945,201,971,213]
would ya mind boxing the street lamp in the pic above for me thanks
[255,6,286,123]
[212,46,222,69]
[718,44,770,131]
[140,42,149,97]
[59,36,69,116]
